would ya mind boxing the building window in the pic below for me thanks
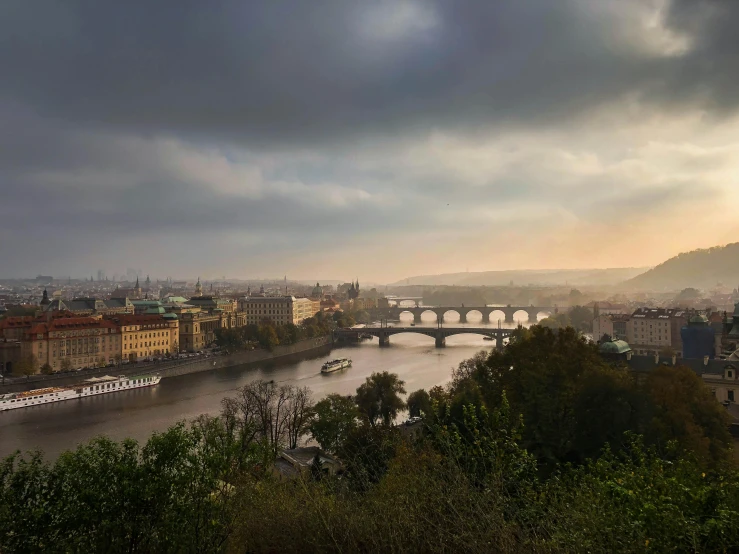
[729,390,735,403]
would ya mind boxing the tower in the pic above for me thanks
[195,277,203,297]
[40,288,50,307]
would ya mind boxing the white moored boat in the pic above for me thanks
[321,358,352,374]
[0,374,161,412]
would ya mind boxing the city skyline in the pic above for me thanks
[2,1,739,282]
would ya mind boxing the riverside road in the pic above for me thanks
[0,314,532,459]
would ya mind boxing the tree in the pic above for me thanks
[659,345,676,358]
[568,289,584,304]
[309,394,359,453]
[538,312,571,330]
[336,423,400,486]
[222,380,315,458]
[40,363,53,375]
[14,355,38,377]
[59,358,73,372]
[214,328,244,350]
[644,364,733,467]
[242,324,260,343]
[0,423,242,552]
[508,324,532,345]
[676,287,702,302]
[568,305,594,332]
[355,372,407,426]
[407,389,432,418]
[257,325,279,351]
[455,326,620,468]
[284,386,314,449]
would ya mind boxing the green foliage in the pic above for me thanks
[4,334,739,552]
[39,363,53,375]
[332,310,355,328]
[309,393,359,453]
[407,389,432,418]
[336,423,400,487]
[644,365,732,467]
[428,392,537,489]
[538,312,570,329]
[257,324,279,351]
[451,325,734,471]
[355,371,407,426]
[540,435,739,552]
[0,423,242,552]
[13,355,38,376]
[568,305,594,332]
[214,318,331,353]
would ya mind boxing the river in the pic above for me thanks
[0,315,528,459]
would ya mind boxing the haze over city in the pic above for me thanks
[2,1,739,282]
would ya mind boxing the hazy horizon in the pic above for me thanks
[2,1,739,282]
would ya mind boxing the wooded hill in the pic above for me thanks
[625,242,739,291]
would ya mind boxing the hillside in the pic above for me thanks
[625,243,739,291]
[390,268,647,287]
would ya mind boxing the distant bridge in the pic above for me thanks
[374,305,554,324]
[334,326,513,348]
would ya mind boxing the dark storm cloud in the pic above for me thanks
[1,0,737,146]
[1,0,738,278]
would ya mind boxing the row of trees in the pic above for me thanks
[3,324,739,551]
[214,310,355,352]
[538,304,593,332]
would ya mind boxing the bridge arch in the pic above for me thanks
[534,309,553,322]
[463,309,484,323]
[488,309,506,324]
[512,309,530,324]
[440,309,461,323]
[395,309,417,322]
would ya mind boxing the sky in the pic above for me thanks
[1,0,739,283]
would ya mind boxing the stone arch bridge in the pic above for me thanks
[334,326,513,348]
[377,305,553,324]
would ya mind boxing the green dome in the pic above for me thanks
[689,314,709,325]
[599,340,632,355]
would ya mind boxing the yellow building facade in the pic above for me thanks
[109,314,180,361]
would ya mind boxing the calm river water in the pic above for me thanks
[0,314,528,459]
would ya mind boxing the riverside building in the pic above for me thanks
[107,314,179,362]
[239,296,317,326]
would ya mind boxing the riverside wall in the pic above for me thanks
[0,336,333,394]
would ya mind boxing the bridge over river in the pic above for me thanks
[334,326,513,348]
[375,305,554,324]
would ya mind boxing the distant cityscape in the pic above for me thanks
[1,270,738,379]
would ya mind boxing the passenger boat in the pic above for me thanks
[0,374,161,412]
[321,358,352,374]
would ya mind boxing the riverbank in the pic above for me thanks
[0,336,333,394]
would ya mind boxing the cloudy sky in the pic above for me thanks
[1,0,738,283]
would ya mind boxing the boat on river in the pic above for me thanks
[0,374,161,412]
[321,358,352,374]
